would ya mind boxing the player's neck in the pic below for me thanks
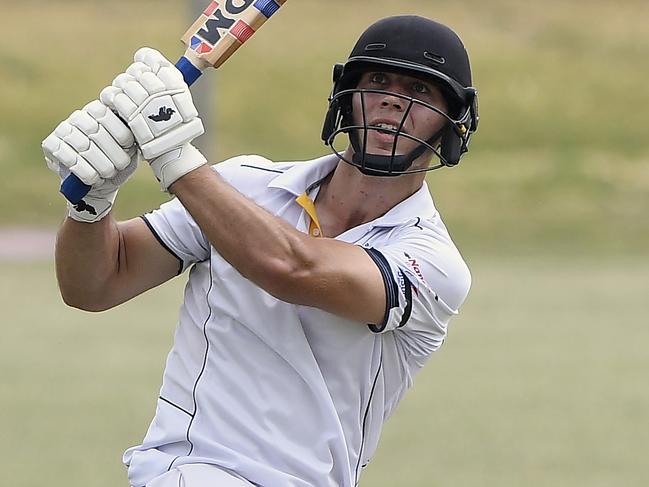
[315,159,424,237]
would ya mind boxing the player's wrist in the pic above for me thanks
[148,143,207,191]
[66,184,119,223]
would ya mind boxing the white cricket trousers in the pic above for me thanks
[145,464,255,487]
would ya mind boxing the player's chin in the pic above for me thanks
[364,139,419,156]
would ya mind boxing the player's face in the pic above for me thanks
[351,71,449,157]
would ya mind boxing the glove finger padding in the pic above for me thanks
[122,79,150,106]
[67,107,135,177]
[57,122,117,179]
[45,155,70,181]
[126,61,152,79]
[66,110,100,145]
[113,91,140,121]
[99,85,121,109]
[42,132,101,186]
[43,99,140,222]
[112,72,137,91]
[134,47,172,73]
[135,71,167,96]
[156,66,186,91]
[54,121,90,153]
[83,100,135,151]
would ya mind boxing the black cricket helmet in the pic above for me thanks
[321,15,479,176]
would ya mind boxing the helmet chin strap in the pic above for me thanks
[348,126,444,176]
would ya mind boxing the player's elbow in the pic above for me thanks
[59,285,114,312]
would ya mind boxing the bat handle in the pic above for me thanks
[60,55,205,204]
[175,56,203,87]
[60,174,92,205]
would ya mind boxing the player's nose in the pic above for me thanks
[380,93,405,111]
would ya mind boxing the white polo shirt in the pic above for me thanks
[124,154,471,487]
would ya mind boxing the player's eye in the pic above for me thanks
[412,81,429,94]
[369,72,388,85]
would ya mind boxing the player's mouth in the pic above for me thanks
[368,119,409,136]
[365,119,412,151]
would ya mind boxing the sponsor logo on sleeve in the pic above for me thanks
[397,269,406,295]
[404,252,427,287]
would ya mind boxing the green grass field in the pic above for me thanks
[2,257,647,487]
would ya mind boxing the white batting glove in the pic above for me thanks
[100,47,207,191]
[42,100,139,223]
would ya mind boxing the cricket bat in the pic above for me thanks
[61,0,288,204]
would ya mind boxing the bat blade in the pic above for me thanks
[60,0,288,204]
[179,0,287,72]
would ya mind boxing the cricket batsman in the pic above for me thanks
[43,15,479,487]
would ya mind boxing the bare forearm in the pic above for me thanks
[170,166,313,295]
[55,216,122,310]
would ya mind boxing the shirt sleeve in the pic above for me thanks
[142,196,210,273]
[364,231,472,358]
[140,155,279,273]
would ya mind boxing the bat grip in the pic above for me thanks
[60,174,92,205]
[60,56,204,204]
[175,56,203,87]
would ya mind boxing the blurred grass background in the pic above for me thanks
[2,0,648,254]
[3,258,648,486]
[1,0,648,485]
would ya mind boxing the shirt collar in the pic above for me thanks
[268,154,340,195]
[372,181,438,227]
[267,154,438,227]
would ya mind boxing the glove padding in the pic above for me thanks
[43,100,138,223]
[100,48,206,190]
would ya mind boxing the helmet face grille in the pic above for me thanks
[324,88,476,176]
[322,16,479,175]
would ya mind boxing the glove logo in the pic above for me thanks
[148,107,176,122]
[73,200,97,216]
